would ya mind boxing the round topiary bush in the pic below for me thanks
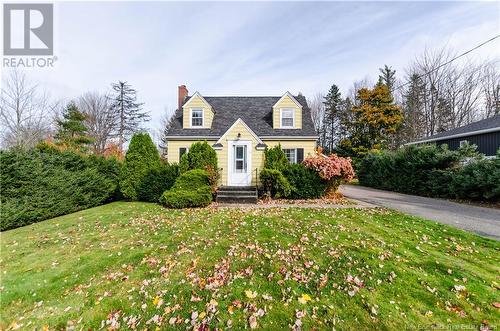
[159,169,213,208]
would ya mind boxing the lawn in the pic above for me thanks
[1,202,499,330]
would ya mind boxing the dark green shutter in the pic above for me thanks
[297,148,304,163]
[179,148,187,162]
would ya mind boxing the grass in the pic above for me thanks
[1,202,499,330]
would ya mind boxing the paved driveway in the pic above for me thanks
[340,185,500,240]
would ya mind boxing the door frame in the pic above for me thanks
[227,140,252,186]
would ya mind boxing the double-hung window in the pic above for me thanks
[283,148,297,163]
[191,109,203,127]
[283,148,304,164]
[281,108,294,128]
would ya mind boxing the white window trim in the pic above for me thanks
[190,108,204,128]
[283,148,297,164]
[280,108,295,129]
[459,140,468,147]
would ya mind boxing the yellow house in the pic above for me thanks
[165,85,318,187]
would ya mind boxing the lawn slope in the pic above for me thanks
[1,202,499,330]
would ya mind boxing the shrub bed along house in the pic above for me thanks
[179,141,220,192]
[0,147,121,231]
[357,144,500,201]
[159,142,219,208]
[260,146,354,199]
[160,169,212,208]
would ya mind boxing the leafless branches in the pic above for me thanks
[77,92,116,154]
[0,70,53,149]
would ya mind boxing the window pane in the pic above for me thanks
[236,146,244,159]
[236,160,244,171]
[282,118,293,127]
[283,149,296,163]
[191,110,202,126]
[192,117,202,126]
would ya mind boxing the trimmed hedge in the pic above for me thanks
[136,163,179,202]
[259,168,292,198]
[181,141,218,172]
[0,148,121,231]
[282,164,328,199]
[160,169,212,208]
[264,145,289,170]
[357,145,500,201]
[120,133,161,200]
[179,141,219,190]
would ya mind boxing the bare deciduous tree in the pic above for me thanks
[308,92,325,133]
[407,48,490,138]
[482,60,500,117]
[0,70,52,149]
[78,92,116,154]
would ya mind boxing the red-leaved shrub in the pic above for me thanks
[303,149,355,195]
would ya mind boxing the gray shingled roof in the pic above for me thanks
[413,115,500,143]
[166,95,318,138]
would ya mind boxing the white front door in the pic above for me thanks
[228,141,252,186]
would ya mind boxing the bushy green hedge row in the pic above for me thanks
[160,169,212,208]
[136,163,179,202]
[0,148,121,231]
[120,133,179,203]
[282,164,329,199]
[260,146,328,199]
[357,144,500,201]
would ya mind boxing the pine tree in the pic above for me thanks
[378,65,397,94]
[109,81,149,151]
[400,73,426,142]
[55,102,93,151]
[322,84,343,153]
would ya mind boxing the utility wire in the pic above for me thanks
[393,34,500,92]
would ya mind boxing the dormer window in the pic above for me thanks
[280,108,295,128]
[191,109,203,127]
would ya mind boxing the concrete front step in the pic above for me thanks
[216,196,258,204]
[217,186,257,192]
[216,186,258,204]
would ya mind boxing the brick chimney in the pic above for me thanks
[178,85,188,109]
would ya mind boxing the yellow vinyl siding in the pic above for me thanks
[182,94,214,128]
[168,138,315,186]
[168,140,217,164]
[272,94,302,129]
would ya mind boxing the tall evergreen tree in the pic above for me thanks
[120,133,161,200]
[109,81,149,151]
[400,73,426,142]
[55,102,93,151]
[341,84,403,156]
[378,65,397,94]
[322,84,343,153]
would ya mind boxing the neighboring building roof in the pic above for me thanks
[408,115,500,144]
[166,95,318,138]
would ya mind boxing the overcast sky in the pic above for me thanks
[5,1,500,137]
